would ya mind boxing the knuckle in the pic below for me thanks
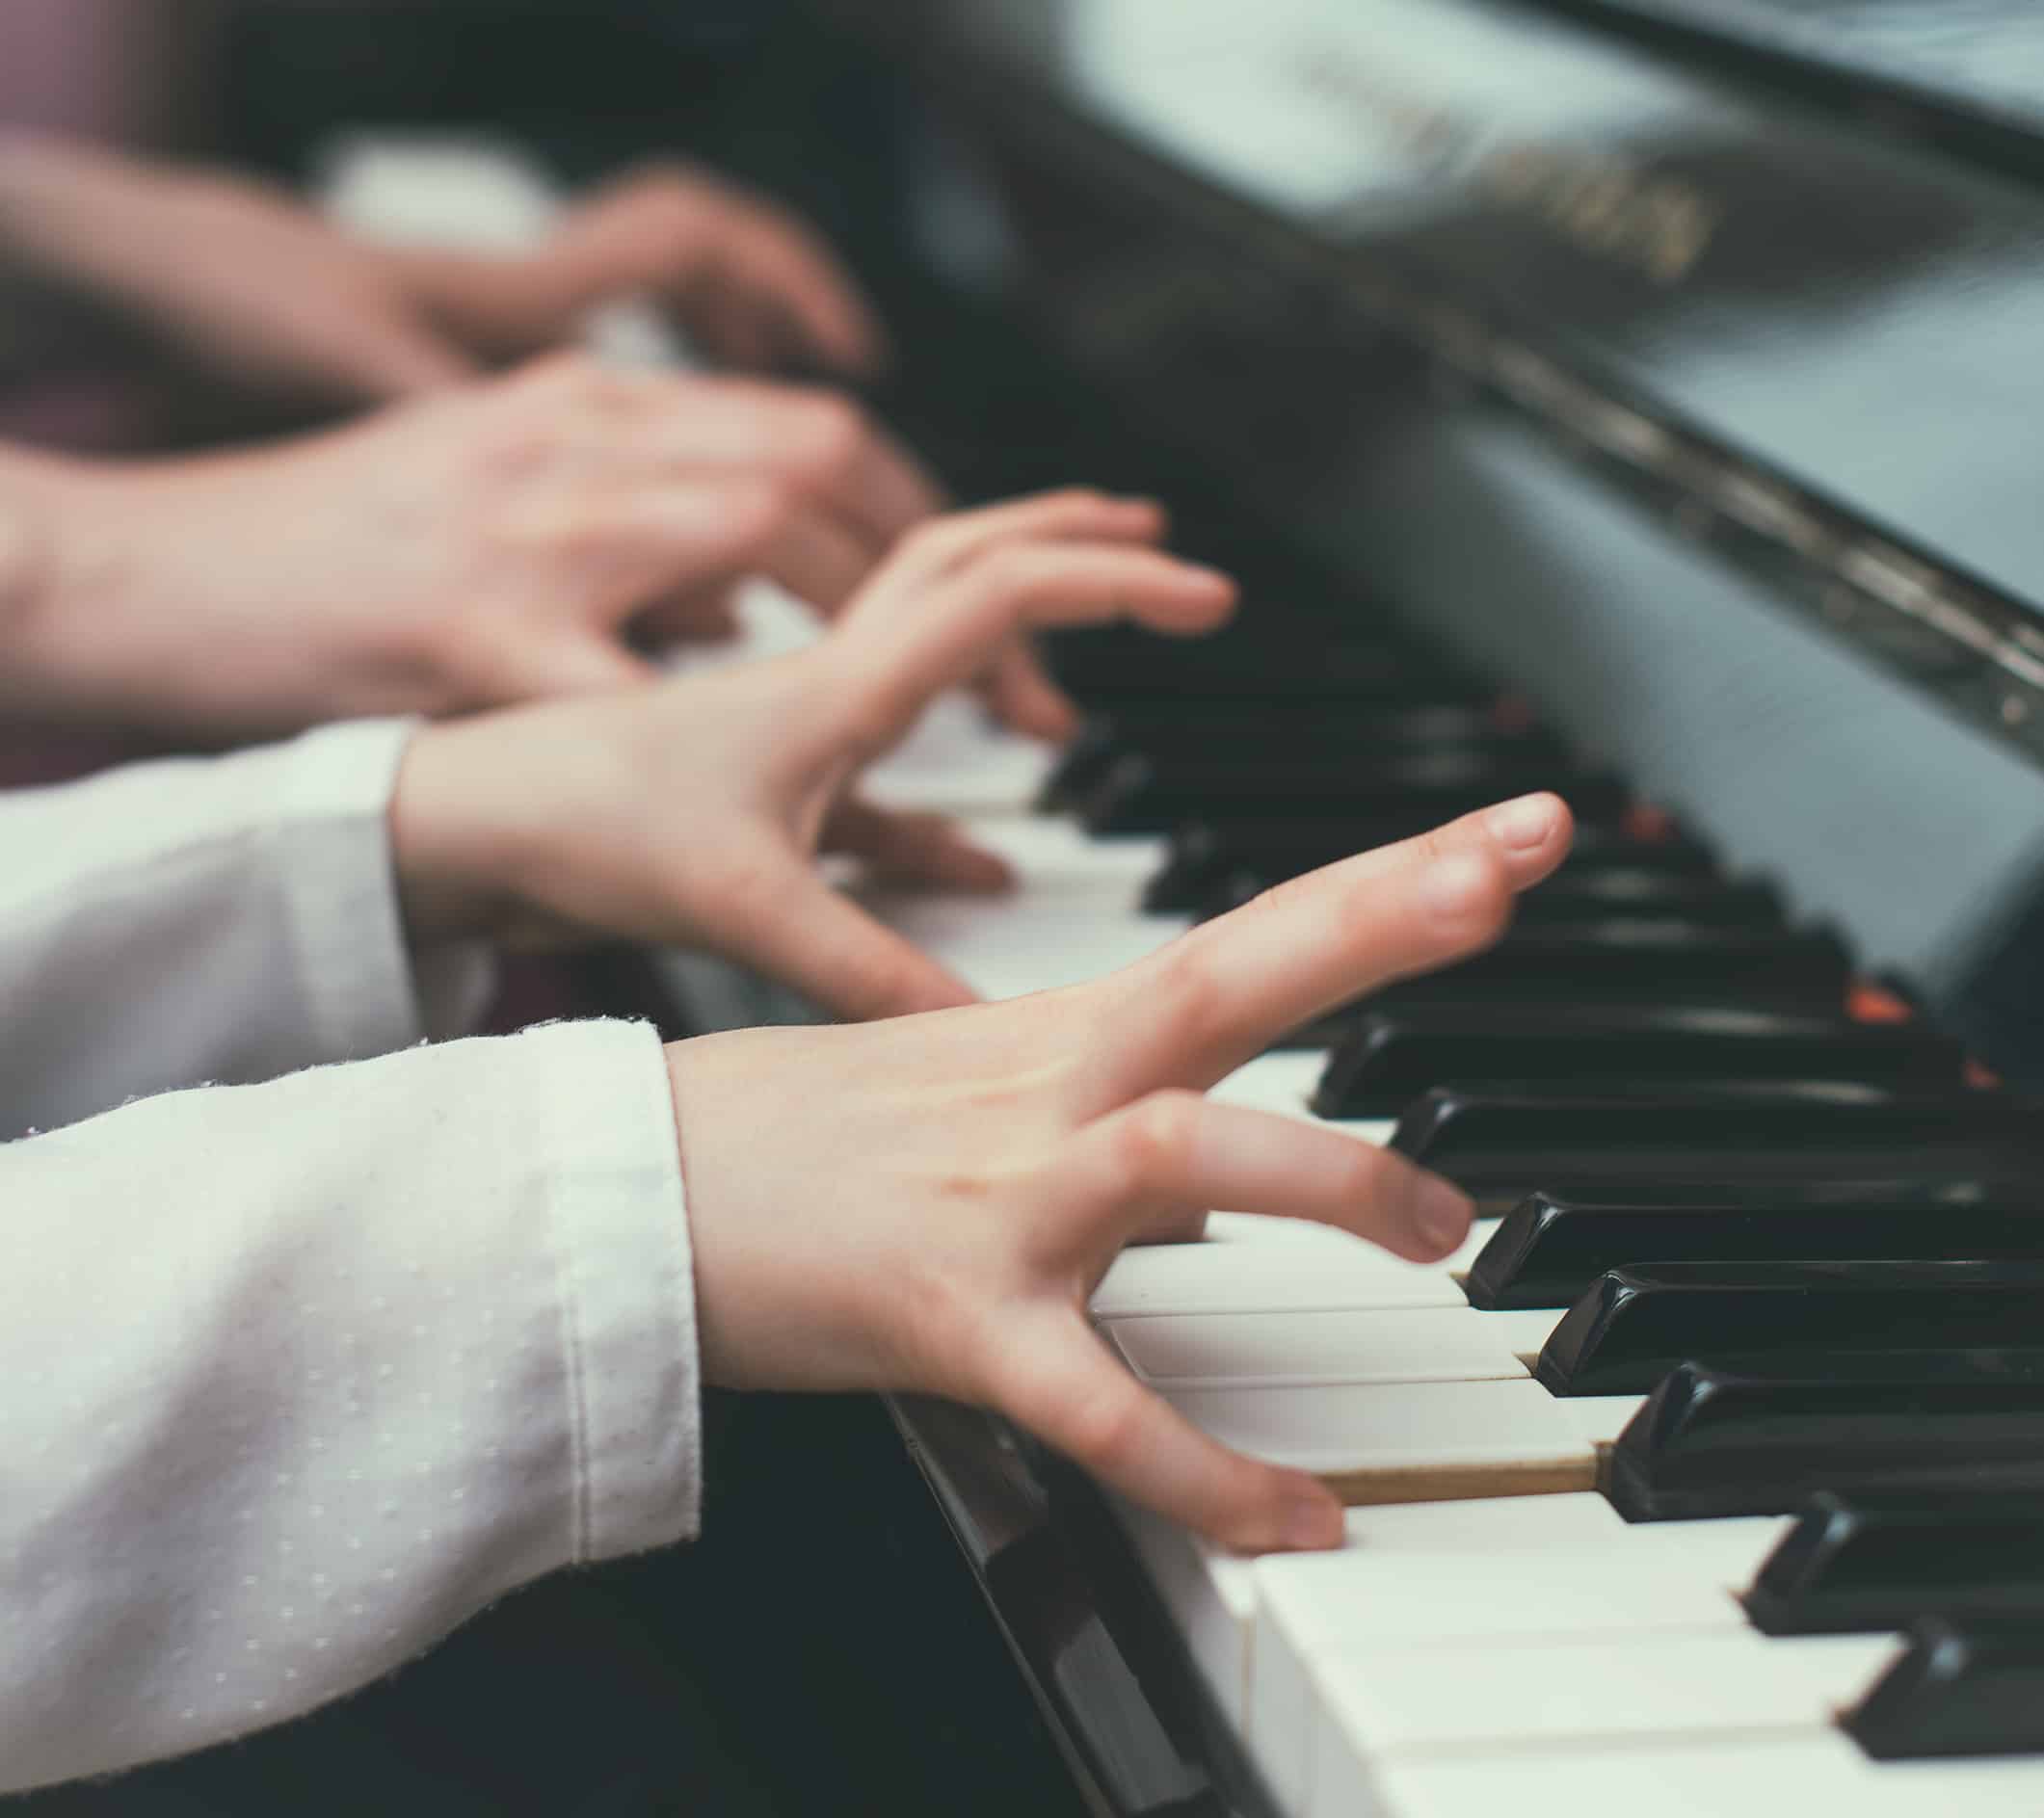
[897,515,960,564]
[787,393,866,480]
[1057,1380,1149,1473]
[1111,1091,1200,1188]
[1042,484,1109,513]
[733,473,799,535]
[1336,1138,1392,1209]
[969,542,1043,604]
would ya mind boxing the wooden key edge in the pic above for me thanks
[1319,1455,1599,1506]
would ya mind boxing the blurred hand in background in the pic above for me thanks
[0,354,954,735]
[0,135,887,408]
[390,488,1234,1016]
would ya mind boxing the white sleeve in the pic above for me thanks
[0,718,492,1140]
[0,1016,701,1795]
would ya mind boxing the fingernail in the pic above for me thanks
[1488,792,1557,851]
[1409,1173,1473,1255]
[1420,852,1493,920]
[1181,562,1236,592]
[1283,1494,1344,1551]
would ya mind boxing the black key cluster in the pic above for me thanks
[1047,590,2044,1765]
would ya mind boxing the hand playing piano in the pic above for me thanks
[665,794,1574,1554]
[1,356,969,734]
[0,139,885,404]
[390,488,1231,1016]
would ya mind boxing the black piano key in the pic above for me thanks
[1844,1618,2044,1761]
[1313,1005,1958,1118]
[1077,754,1626,837]
[1389,1081,2038,1209]
[1603,1356,2044,1522]
[1535,1259,2044,1396]
[1043,714,1562,813]
[1510,872,1782,928]
[1464,1177,2044,1310]
[1143,819,1714,913]
[1051,628,1468,705]
[1744,1494,2044,1637]
[1367,924,1851,1011]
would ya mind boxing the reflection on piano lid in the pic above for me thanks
[1535,0,2044,160]
[835,0,2044,1083]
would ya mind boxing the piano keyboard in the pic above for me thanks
[850,590,2044,1816]
[320,131,2044,1818]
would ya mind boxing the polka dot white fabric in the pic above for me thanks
[0,1020,700,1794]
[0,717,491,1142]
[0,720,701,1790]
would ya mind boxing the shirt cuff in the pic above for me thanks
[522,1017,703,1555]
[271,718,496,1055]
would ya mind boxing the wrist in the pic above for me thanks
[381,243,584,362]
[0,445,90,720]
[388,715,528,948]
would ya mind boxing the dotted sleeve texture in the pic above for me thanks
[0,1017,701,1794]
[0,717,492,1142]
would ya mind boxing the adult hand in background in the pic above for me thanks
[0,138,885,404]
[1,356,995,736]
[389,489,1234,1017]
[666,793,1575,1552]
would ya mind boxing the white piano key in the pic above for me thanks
[1558,1393,1651,1446]
[942,816,1169,886]
[1473,1306,1568,1361]
[1374,1730,2044,1818]
[1160,1379,1597,1497]
[1093,1241,1468,1319]
[1653,1513,1798,1590]
[860,692,1060,816]
[1342,1499,1790,1592]
[1311,1628,1897,1810]
[1107,1495,1261,1726]
[868,890,1186,998]
[1203,1210,1387,1247]
[1251,1546,1747,1817]
[1339,1491,1628,1552]
[1208,1050,1344,1126]
[1105,1307,1527,1387]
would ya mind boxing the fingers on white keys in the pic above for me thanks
[977,638,1082,742]
[715,852,982,1020]
[1062,1092,1473,1265]
[823,799,1016,893]
[987,1310,1345,1554]
[1100,793,1574,1093]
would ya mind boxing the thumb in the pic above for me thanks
[718,859,981,1020]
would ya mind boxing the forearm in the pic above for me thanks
[0,439,80,717]
[0,438,181,726]
[0,133,87,373]
[0,720,491,1136]
[0,1018,701,1794]
[0,131,181,309]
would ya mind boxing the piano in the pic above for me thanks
[325,4,2044,1811]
